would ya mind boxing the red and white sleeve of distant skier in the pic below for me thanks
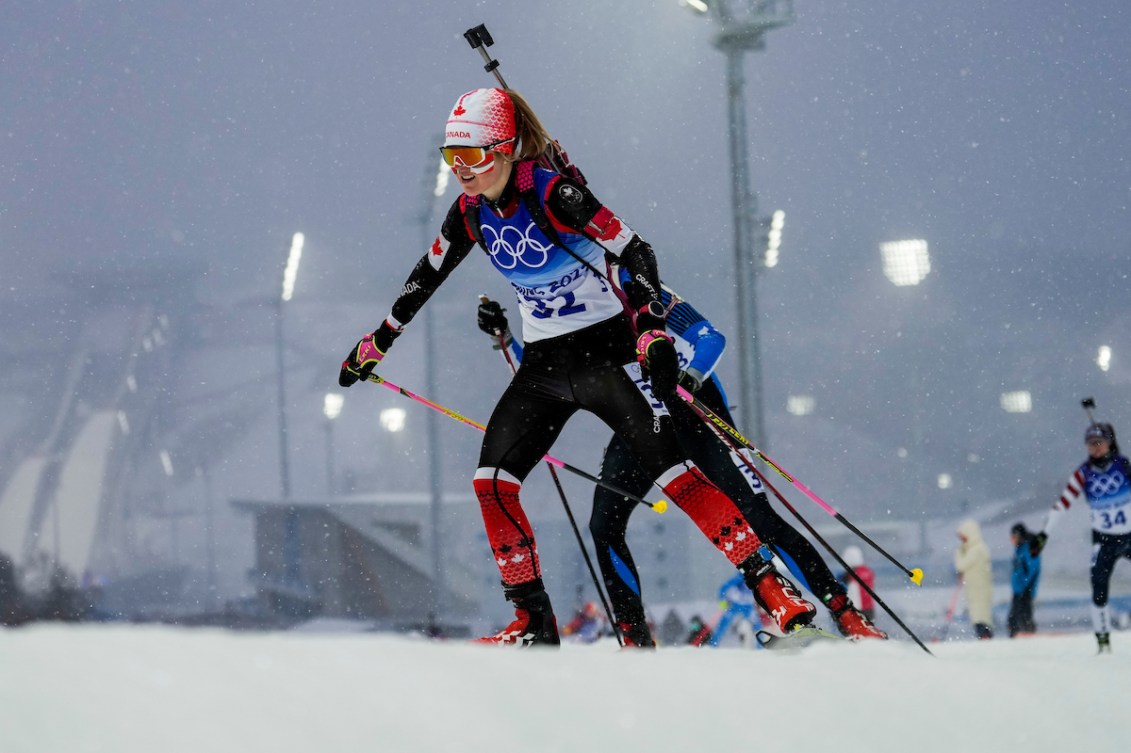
[1045,467,1086,535]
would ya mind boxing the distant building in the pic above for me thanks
[233,493,484,631]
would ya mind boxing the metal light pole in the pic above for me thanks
[198,464,218,610]
[323,393,344,496]
[276,232,304,500]
[689,0,794,444]
[277,232,303,587]
[419,149,451,625]
[881,238,931,555]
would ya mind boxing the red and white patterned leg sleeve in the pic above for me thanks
[660,466,763,566]
[474,472,541,585]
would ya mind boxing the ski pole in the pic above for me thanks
[684,400,933,653]
[364,373,668,513]
[747,457,933,654]
[1082,396,1097,425]
[464,24,509,89]
[479,296,623,646]
[676,385,925,586]
[935,582,963,642]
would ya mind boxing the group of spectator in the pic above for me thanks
[952,519,1042,640]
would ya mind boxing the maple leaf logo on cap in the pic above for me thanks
[452,91,473,117]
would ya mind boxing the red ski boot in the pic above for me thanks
[476,579,560,647]
[617,620,656,649]
[740,546,816,633]
[827,593,888,639]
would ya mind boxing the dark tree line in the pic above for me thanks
[0,552,86,626]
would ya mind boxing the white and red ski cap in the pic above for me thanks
[444,88,516,152]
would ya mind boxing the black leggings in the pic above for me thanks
[1007,591,1036,636]
[591,378,845,625]
[1090,531,1131,607]
[478,315,687,483]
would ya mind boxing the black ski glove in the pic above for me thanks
[477,299,508,335]
[1030,532,1048,557]
[637,329,679,401]
[339,321,400,387]
[477,298,514,349]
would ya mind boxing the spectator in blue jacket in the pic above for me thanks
[1008,522,1041,637]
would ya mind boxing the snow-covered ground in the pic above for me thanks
[2,623,1126,753]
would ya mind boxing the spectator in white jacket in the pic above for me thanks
[955,518,994,639]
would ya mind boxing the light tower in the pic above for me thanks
[881,238,931,555]
[276,231,304,500]
[418,146,451,624]
[686,0,794,444]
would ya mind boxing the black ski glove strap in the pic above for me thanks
[371,319,402,352]
[678,368,703,394]
[338,320,402,387]
[634,300,667,334]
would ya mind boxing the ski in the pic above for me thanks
[756,626,844,651]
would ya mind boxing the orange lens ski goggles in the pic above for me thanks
[439,138,515,172]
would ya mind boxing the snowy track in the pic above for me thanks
[1,624,1126,753]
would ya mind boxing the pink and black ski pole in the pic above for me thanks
[676,385,925,587]
[364,373,668,514]
[746,455,932,654]
[935,582,963,642]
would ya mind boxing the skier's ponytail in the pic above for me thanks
[507,90,554,162]
[506,90,586,185]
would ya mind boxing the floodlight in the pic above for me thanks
[323,393,345,421]
[880,239,930,286]
[786,394,815,416]
[159,449,175,477]
[434,158,450,198]
[281,232,305,302]
[1000,391,1032,413]
[1098,345,1112,372]
[380,407,407,433]
[764,210,784,268]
